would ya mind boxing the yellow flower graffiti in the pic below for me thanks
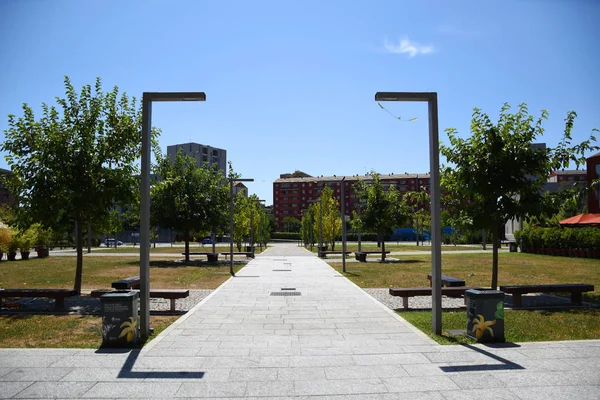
[119,317,136,342]
[472,314,496,339]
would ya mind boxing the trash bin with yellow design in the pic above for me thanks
[466,289,505,343]
[100,291,139,347]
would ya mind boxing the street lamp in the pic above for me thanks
[341,176,347,273]
[229,177,254,276]
[374,92,442,335]
[140,91,206,339]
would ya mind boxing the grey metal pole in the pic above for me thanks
[357,202,362,252]
[341,177,347,273]
[229,179,234,276]
[428,93,442,335]
[250,205,254,249]
[87,222,92,254]
[319,197,323,249]
[140,94,152,339]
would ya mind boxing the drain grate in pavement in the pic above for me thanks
[270,291,301,296]
[273,269,292,272]
[281,288,296,291]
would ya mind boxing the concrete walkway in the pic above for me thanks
[1,243,599,399]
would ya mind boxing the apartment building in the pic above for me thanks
[167,142,227,174]
[273,172,431,229]
[548,170,587,183]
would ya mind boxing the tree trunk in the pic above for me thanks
[212,231,216,254]
[482,229,486,250]
[87,222,92,254]
[416,217,419,246]
[331,240,335,251]
[184,230,190,262]
[491,228,499,289]
[73,220,83,295]
[381,236,386,262]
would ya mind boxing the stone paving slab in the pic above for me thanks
[0,243,599,399]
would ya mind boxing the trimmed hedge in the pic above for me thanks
[515,226,600,258]
[271,232,301,240]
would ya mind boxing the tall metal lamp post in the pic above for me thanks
[374,92,442,335]
[229,177,254,276]
[341,176,347,273]
[140,92,206,340]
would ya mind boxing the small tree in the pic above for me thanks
[151,149,229,261]
[282,216,301,233]
[441,103,598,289]
[232,192,249,251]
[312,186,341,250]
[2,77,143,294]
[354,172,409,260]
[404,189,430,245]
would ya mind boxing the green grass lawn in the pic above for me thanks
[0,315,178,348]
[399,308,600,344]
[310,244,484,253]
[328,252,600,303]
[0,256,244,290]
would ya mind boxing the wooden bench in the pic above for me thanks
[427,274,466,287]
[499,284,594,307]
[389,286,484,310]
[182,252,219,262]
[318,251,352,258]
[112,276,140,290]
[220,252,255,259]
[0,289,77,310]
[91,289,189,312]
[355,251,391,262]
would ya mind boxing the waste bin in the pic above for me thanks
[100,291,139,347]
[509,242,518,252]
[465,289,505,343]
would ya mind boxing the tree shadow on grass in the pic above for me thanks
[124,259,247,269]
[376,259,422,264]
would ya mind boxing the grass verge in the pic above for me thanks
[398,309,600,344]
[0,315,179,348]
[0,256,244,290]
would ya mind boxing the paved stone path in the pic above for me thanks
[1,243,599,399]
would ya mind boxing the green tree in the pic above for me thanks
[282,216,301,233]
[2,77,143,294]
[441,103,598,289]
[232,192,249,251]
[404,189,431,245]
[256,209,271,248]
[354,172,409,260]
[312,186,342,250]
[151,149,229,261]
[300,206,315,247]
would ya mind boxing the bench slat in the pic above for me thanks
[112,276,141,289]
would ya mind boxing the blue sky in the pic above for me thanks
[1,0,599,204]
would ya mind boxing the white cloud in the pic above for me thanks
[383,37,433,57]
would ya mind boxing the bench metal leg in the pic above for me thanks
[572,292,583,305]
[402,297,409,310]
[170,299,176,312]
[512,293,522,307]
[55,297,66,310]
